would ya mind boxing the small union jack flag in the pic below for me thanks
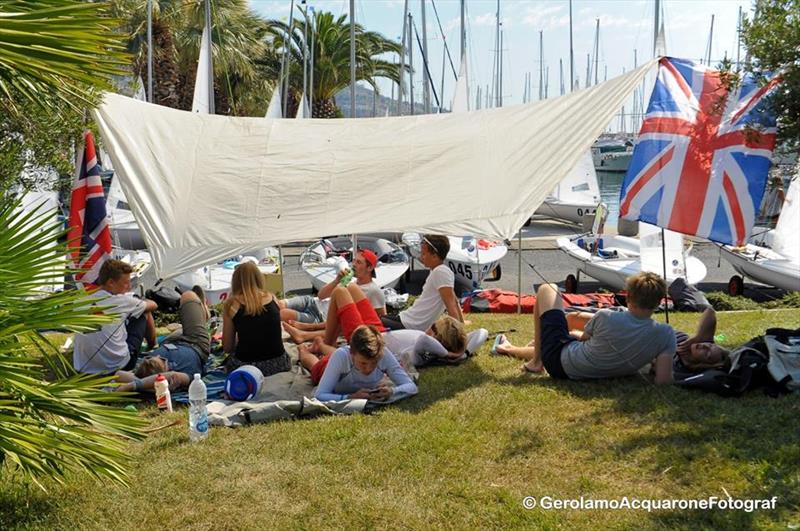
[619,57,782,246]
[68,130,112,286]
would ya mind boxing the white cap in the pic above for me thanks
[194,373,201,380]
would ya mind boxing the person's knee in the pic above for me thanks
[180,290,200,305]
[537,283,559,296]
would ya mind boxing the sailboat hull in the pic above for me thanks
[534,198,597,225]
[595,151,632,172]
[402,234,507,290]
[720,244,800,292]
[557,234,707,290]
[173,252,281,305]
[300,237,409,291]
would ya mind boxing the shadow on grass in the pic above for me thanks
[0,482,58,529]
[393,358,494,414]
[493,372,800,527]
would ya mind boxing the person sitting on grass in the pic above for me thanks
[513,272,675,384]
[280,249,386,325]
[299,314,487,375]
[312,324,418,402]
[222,261,291,377]
[73,259,158,374]
[380,234,463,331]
[115,288,210,392]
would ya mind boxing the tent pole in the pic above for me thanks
[517,228,522,314]
[661,227,669,324]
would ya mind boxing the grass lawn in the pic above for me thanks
[1,309,799,530]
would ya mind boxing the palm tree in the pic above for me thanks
[265,10,404,118]
[111,0,270,115]
[0,0,145,486]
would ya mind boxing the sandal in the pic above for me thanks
[490,334,506,356]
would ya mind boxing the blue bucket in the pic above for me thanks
[225,365,264,401]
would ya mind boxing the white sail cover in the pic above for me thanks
[191,25,213,114]
[452,51,470,113]
[772,173,800,262]
[296,92,310,119]
[640,222,686,279]
[552,151,600,204]
[265,87,282,118]
[94,61,655,280]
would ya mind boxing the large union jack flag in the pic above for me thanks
[619,57,782,246]
[68,130,112,286]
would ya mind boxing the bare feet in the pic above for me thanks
[521,361,545,374]
[297,343,321,372]
[283,322,307,344]
[495,337,514,356]
[310,336,325,354]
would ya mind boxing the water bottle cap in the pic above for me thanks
[155,374,166,381]
[194,373,201,380]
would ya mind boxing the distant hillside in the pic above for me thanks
[334,84,442,117]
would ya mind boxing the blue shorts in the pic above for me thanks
[540,310,575,380]
[147,342,204,379]
[284,295,324,323]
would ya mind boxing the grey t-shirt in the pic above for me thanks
[561,309,676,380]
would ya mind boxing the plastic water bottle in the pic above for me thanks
[188,373,208,442]
[339,265,353,287]
[154,374,173,413]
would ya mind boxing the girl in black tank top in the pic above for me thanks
[222,262,291,378]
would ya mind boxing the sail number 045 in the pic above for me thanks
[447,261,473,280]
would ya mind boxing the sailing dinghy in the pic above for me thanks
[300,237,409,292]
[557,207,706,291]
[719,175,800,294]
[401,233,507,291]
[533,151,600,224]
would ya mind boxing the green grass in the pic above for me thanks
[2,310,799,530]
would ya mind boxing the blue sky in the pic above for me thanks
[249,1,749,125]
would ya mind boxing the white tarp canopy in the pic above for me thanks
[94,60,655,280]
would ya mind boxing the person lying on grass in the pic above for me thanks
[495,305,728,377]
[115,288,210,392]
[312,324,418,402]
[495,272,675,384]
[279,248,386,325]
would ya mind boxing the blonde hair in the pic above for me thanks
[349,325,384,359]
[432,316,466,353]
[224,261,268,317]
[625,271,666,311]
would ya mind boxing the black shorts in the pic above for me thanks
[540,309,575,380]
[380,314,405,330]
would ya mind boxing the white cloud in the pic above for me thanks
[521,4,567,30]
[473,12,496,27]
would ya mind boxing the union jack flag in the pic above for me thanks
[619,57,782,246]
[68,130,112,286]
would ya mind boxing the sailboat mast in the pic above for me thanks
[421,0,431,113]
[147,0,153,102]
[499,25,503,107]
[593,19,599,85]
[397,0,408,115]
[736,5,742,71]
[494,0,500,107]
[705,14,715,65]
[302,3,308,111]
[283,0,295,117]
[653,0,660,56]
[310,7,315,116]
[538,31,543,100]
[569,0,574,92]
[559,58,564,95]
[460,0,466,59]
[349,0,356,118]
[204,0,214,113]
[408,13,414,115]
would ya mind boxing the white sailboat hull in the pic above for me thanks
[301,237,409,291]
[173,252,280,305]
[720,244,800,292]
[534,198,597,225]
[402,234,507,290]
[595,151,632,172]
[557,234,707,290]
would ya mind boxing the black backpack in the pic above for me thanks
[145,286,181,313]
[674,346,770,397]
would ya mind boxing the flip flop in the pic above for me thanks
[490,334,506,356]
[520,363,545,374]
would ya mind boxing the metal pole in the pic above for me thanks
[517,229,522,314]
[569,0,574,92]
[397,0,409,116]
[282,0,296,117]
[421,0,430,113]
[408,13,414,115]
[706,14,715,66]
[559,58,564,95]
[593,19,599,85]
[204,0,214,114]
[302,3,308,112]
[460,0,466,58]
[495,1,501,107]
[661,228,670,324]
[499,25,503,107]
[147,0,153,102]
[310,8,315,116]
[538,31,543,100]
[440,45,446,112]
[349,0,356,118]
[653,0,661,56]
[736,5,742,71]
